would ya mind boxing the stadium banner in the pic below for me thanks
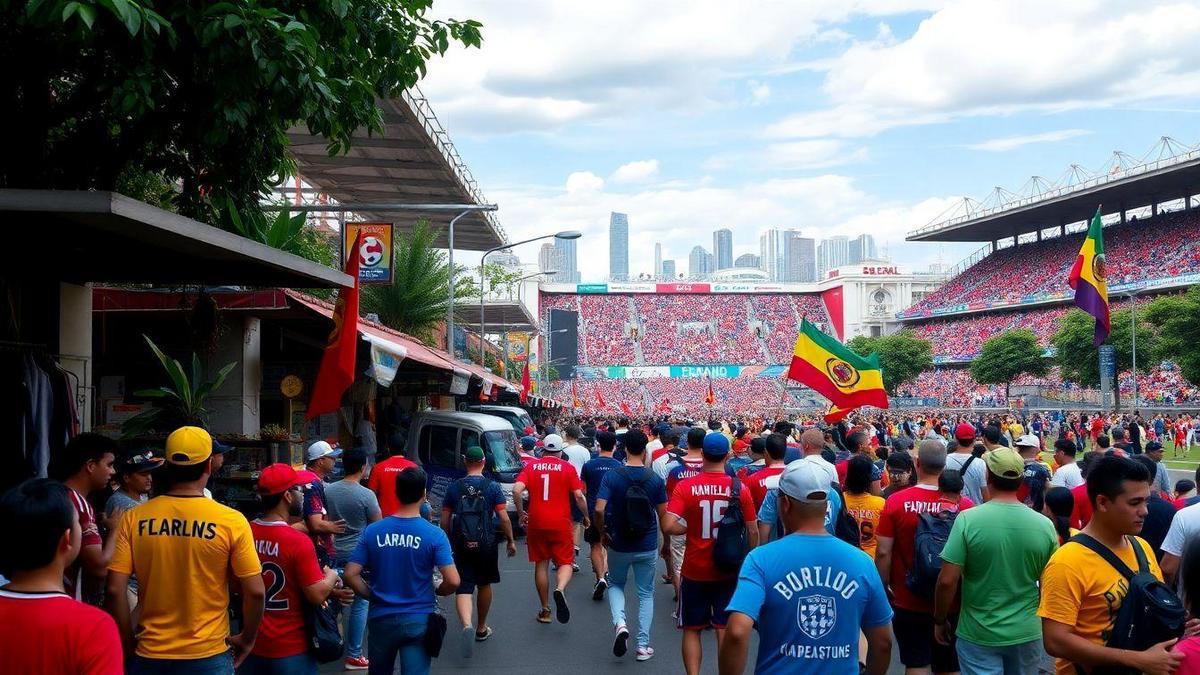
[576,283,608,293]
[506,332,530,362]
[670,365,741,378]
[573,366,605,379]
[710,283,788,293]
[757,365,788,378]
[607,282,656,293]
[343,222,394,284]
[893,397,939,408]
[656,282,711,293]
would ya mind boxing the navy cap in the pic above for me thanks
[1146,441,1164,453]
[702,432,730,457]
[520,435,537,450]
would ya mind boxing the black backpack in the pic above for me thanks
[1071,534,1186,675]
[615,467,657,540]
[905,507,959,599]
[451,478,496,552]
[713,478,749,573]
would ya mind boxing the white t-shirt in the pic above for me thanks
[646,438,663,454]
[563,443,590,475]
[944,452,987,504]
[1162,503,1200,591]
[1049,461,1084,489]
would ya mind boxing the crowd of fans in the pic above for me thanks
[908,210,1200,314]
[632,294,764,365]
[550,376,816,417]
[749,295,829,362]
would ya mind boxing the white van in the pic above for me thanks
[463,404,535,435]
[407,411,523,515]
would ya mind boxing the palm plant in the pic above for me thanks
[121,335,237,438]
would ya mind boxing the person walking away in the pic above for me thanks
[1132,455,1176,559]
[325,448,382,670]
[1176,479,1198,509]
[544,433,585,572]
[757,431,845,544]
[106,426,266,673]
[344,467,459,675]
[301,441,348,560]
[366,439,417,518]
[53,432,120,605]
[562,426,591,474]
[104,451,162,621]
[662,433,759,675]
[241,464,346,675]
[933,448,1057,674]
[651,428,682,479]
[581,430,622,601]
[1145,442,1172,497]
[1169,537,1200,671]
[1015,434,1051,512]
[835,431,882,495]
[513,437,590,624]
[1040,456,1187,675]
[736,436,767,480]
[845,455,886,559]
[742,433,787,512]
[944,423,988,504]
[1042,486,1078,545]
[875,439,974,675]
[1049,439,1083,489]
[720,461,893,674]
[594,430,668,662]
[663,427,710,603]
[0,478,124,674]
[439,446,515,657]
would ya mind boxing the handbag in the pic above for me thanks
[424,611,448,657]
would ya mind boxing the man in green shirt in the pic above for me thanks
[933,447,1058,674]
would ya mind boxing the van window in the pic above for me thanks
[483,430,523,474]
[419,424,460,470]
[461,430,480,454]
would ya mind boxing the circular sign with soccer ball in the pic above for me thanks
[359,236,385,267]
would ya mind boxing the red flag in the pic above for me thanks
[571,381,582,408]
[519,362,531,404]
[595,386,607,410]
[704,376,715,407]
[620,402,633,416]
[659,398,671,413]
[308,232,362,419]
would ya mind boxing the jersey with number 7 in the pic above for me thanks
[516,455,584,531]
[667,471,758,581]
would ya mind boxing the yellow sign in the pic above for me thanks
[506,332,530,362]
[280,375,304,399]
[343,222,394,284]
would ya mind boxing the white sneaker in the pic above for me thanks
[613,625,629,657]
[636,646,654,662]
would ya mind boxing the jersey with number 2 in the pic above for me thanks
[517,456,583,531]
[667,471,757,581]
[249,519,325,659]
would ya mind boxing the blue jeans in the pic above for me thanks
[236,652,317,675]
[367,614,429,675]
[606,548,657,648]
[336,564,370,658]
[955,636,1044,675]
[129,651,234,675]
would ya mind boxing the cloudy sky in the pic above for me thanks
[420,0,1200,281]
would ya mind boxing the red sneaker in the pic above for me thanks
[344,656,369,670]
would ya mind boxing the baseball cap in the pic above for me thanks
[257,463,308,496]
[702,432,730,457]
[305,440,342,463]
[212,438,233,456]
[1014,434,1040,449]
[542,434,564,452]
[464,446,485,462]
[652,423,671,436]
[777,461,829,503]
[954,423,976,441]
[1146,441,1164,453]
[166,426,214,466]
[119,450,164,475]
[984,447,1025,479]
[520,435,537,451]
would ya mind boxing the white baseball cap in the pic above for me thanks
[1014,434,1040,449]
[305,440,342,463]
[542,434,564,452]
[778,461,829,503]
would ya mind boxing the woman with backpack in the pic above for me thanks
[844,455,884,559]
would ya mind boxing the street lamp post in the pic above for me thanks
[479,231,580,366]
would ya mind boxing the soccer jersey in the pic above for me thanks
[843,492,886,559]
[667,471,757,581]
[65,487,102,602]
[581,456,622,512]
[665,457,705,497]
[0,589,123,674]
[367,455,418,516]
[516,455,584,530]
[744,465,785,511]
[301,475,335,557]
[109,495,261,659]
[249,519,325,659]
[876,484,974,613]
[351,516,453,619]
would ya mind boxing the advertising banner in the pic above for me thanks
[576,284,608,294]
[656,283,711,293]
[607,282,656,293]
[343,222,394,284]
[506,332,530,362]
[670,365,741,378]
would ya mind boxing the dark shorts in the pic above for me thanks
[454,543,500,595]
[677,576,737,630]
[583,521,602,545]
[892,607,958,671]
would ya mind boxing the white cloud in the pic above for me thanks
[704,140,867,171]
[966,129,1092,152]
[748,80,771,106]
[769,0,1200,139]
[610,160,660,184]
[565,171,605,194]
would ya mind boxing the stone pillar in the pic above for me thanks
[58,283,92,431]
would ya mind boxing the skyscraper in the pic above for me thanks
[662,259,676,280]
[783,230,816,282]
[848,233,877,263]
[713,229,733,270]
[538,243,561,277]
[609,212,629,281]
[555,236,580,283]
[759,229,783,281]
[688,246,712,278]
[490,250,521,270]
[734,253,760,268]
[654,242,662,279]
[817,235,850,277]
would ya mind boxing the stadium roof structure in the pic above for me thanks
[908,137,1200,243]
[285,87,506,251]
[454,300,538,332]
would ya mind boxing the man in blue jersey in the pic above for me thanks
[581,430,622,600]
[721,461,893,675]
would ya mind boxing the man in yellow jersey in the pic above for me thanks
[107,426,265,674]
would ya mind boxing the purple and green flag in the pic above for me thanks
[1067,207,1110,346]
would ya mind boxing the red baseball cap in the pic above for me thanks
[954,422,977,440]
[257,463,308,496]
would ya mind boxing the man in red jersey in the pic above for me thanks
[662,433,758,675]
[367,441,417,517]
[743,432,787,511]
[876,439,975,675]
[54,433,119,604]
[241,464,346,674]
[1070,451,1103,529]
[0,478,122,675]
[514,439,589,625]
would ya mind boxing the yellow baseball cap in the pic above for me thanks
[983,447,1024,480]
[166,426,214,466]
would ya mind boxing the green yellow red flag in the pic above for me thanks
[787,319,888,410]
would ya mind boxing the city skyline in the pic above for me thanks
[609,212,629,281]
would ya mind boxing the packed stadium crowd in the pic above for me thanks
[749,295,829,363]
[908,210,1200,314]
[553,376,815,418]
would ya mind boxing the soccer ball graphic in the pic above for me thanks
[360,236,385,267]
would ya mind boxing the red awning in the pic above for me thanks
[94,287,290,312]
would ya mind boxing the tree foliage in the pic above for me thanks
[1144,286,1200,385]
[846,330,932,394]
[3,0,482,225]
[970,328,1048,400]
[1052,307,1156,387]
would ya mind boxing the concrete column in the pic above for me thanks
[208,315,263,435]
[58,283,92,431]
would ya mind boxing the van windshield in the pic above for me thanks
[483,430,523,474]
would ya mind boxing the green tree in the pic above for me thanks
[361,222,474,345]
[4,0,481,224]
[1052,307,1156,407]
[969,329,1048,402]
[845,330,933,394]
[1144,286,1200,384]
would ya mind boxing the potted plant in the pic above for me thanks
[122,335,237,438]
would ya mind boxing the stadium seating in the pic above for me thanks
[551,376,815,418]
